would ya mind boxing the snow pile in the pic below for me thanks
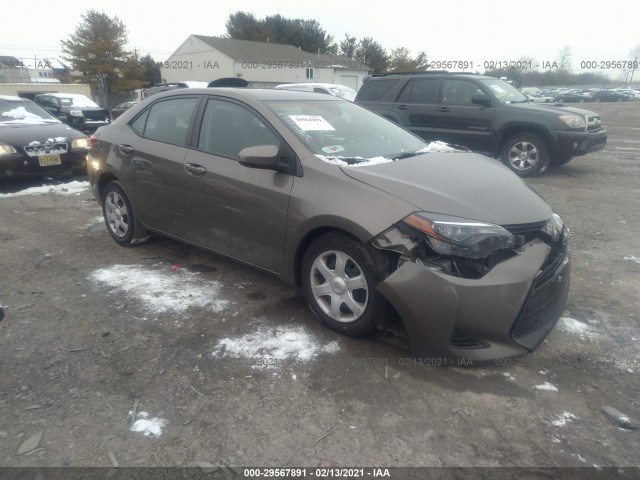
[0,181,89,198]
[534,382,559,392]
[417,141,467,153]
[557,317,599,340]
[129,411,167,438]
[212,325,340,366]
[314,154,393,167]
[623,255,640,264]
[89,264,228,313]
[552,411,578,427]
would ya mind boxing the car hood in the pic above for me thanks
[340,153,552,226]
[0,122,85,145]
[507,102,598,116]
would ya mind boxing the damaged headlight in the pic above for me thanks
[542,213,564,242]
[402,212,515,259]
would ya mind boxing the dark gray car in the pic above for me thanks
[87,88,570,363]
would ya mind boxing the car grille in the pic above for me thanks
[586,115,602,131]
[83,110,108,121]
[450,328,489,349]
[23,141,68,157]
[511,228,570,350]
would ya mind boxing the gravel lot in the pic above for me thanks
[1,102,639,473]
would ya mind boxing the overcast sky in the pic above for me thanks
[3,0,639,77]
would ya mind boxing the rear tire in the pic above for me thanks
[301,232,390,337]
[500,132,549,177]
[102,180,149,246]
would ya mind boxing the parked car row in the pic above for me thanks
[527,86,640,103]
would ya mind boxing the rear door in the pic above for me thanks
[392,78,441,141]
[436,79,495,152]
[116,95,200,234]
[180,97,295,272]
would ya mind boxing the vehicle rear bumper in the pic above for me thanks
[376,236,570,364]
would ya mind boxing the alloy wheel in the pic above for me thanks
[105,191,130,238]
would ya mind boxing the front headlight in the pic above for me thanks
[558,115,586,129]
[69,109,84,117]
[542,213,564,242]
[403,212,515,259]
[0,145,17,156]
[72,138,90,150]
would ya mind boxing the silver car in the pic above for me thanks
[87,88,570,363]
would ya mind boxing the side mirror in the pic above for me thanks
[471,93,492,107]
[238,145,280,170]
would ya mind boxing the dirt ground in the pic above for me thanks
[1,102,639,474]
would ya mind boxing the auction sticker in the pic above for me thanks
[322,145,345,153]
[289,115,335,131]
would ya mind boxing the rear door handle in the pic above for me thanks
[184,163,207,176]
[119,144,134,155]
[437,107,450,113]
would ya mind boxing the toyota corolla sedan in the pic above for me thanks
[87,88,570,363]
[1,95,90,180]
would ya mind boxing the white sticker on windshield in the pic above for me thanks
[322,145,345,153]
[490,85,505,93]
[289,115,335,131]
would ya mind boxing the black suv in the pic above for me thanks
[355,72,607,177]
[34,93,111,133]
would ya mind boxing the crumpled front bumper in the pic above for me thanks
[376,238,570,363]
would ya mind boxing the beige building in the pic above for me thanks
[161,35,370,91]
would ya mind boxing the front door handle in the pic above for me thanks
[184,163,207,176]
[395,104,408,110]
[437,107,450,113]
[119,144,134,155]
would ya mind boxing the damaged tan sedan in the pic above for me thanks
[87,88,570,363]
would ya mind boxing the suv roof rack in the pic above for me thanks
[370,70,479,77]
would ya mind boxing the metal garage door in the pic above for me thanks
[340,75,358,91]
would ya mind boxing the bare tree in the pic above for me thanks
[556,46,573,72]
[628,44,640,84]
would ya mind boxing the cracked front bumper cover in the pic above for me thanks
[376,239,570,363]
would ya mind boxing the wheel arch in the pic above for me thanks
[495,123,555,158]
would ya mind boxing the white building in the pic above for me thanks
[161,35,371,91]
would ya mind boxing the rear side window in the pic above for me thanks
[132,97,198,146]
[397,78,440,104]
[197,98,280,160]
[356,79,398,101]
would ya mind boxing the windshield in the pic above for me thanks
[59,95,100,108]
[0,99,60,125]
[267,99,426,162]
[481,78,529,104]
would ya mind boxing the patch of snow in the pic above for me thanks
[314,154,393,167]
[416,141,466,153]
[129,411,167,438]
[212,325,340,367]
[81,214,104,229]
[552,412,577,427]
[572,453,587,463]
[503,372,515,381]
[623,255,640,264]
[534,382,559,392]
[0,181,89,198]
[89,265,228,314]
[557,317,599,340]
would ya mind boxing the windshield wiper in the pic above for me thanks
[393,151,421,160]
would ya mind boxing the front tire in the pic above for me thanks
[102,181,148,246]
[500,132,549,177]
[301,232,390,337]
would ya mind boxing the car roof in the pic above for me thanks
[38,93,90,98]
[149,88,345,102]
[0,95,30,101]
